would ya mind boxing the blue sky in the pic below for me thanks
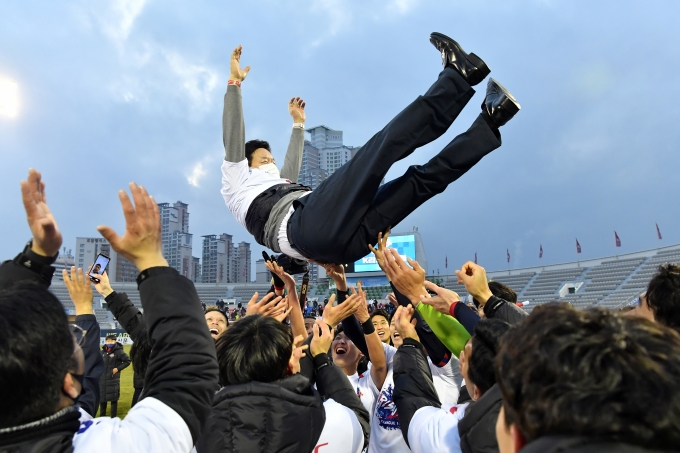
[1,0,678,275]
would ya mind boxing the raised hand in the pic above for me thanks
[317,262,347,291]
[21,169,62,257]
[392,305,419,342]
[382,249,428,305]
[321,293,362,329]
[245,291,289,320]
[310,320,333,357]
[230,45,251,82]
[368,230,391,275]
[265,260,296,290]
[97,182,167,273]
[63,266,94,315]
[288,97,306,124]
[420,281,460,315]
[455,261,493,307]
[92,270,114,298]
[352,284,370,323]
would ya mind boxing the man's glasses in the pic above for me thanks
[70,324,87,347]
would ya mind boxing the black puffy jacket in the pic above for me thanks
[458,384,502,453]
[520,435,667,453]
[99,342,130,402]
[195,374,325,453]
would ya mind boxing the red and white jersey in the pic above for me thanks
[406,403,469,453]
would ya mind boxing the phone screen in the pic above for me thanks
[88,253,111,282]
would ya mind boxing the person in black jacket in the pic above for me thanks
[391,304,510,453]
[495,303,680,453]
[0,171,218,452]
[99,334,131,417]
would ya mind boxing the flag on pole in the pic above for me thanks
[445,255,448,269]
[539,244,543,259]
[615,231,621,247]
[474,252,477,264]
[507,249,510,263]
[576,239,582,254]
[656,223,663,240]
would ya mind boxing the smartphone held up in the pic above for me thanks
[88,253,110,283]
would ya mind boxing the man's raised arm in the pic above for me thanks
[223,45,251,163]
[279,97,306,182]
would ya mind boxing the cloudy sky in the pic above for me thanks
[1,0,678,275]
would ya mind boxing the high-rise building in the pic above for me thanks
[158,201,195,281]
[53,248,75,281]
[299,141,327,189]
[234,241,251,283]
[191,256,201,283]
[255,259,270,283]
[201,234,233,283]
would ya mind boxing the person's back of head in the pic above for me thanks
[646,263,680,333]
[130,328,151,378]
[0,283,73,428]
[467,318,510,395]
[473,281,517,307]
[495,303,680,452]
[214,314,292,386]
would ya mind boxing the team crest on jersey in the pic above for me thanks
[376,384,400,430]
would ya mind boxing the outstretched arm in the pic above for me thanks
[280,97,306,182]
[223,45,251,163]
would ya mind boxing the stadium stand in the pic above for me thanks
[49,244,680,317]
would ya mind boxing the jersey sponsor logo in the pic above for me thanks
[314,442,329,452]
[77,420,93,434]
[376,384,400,430]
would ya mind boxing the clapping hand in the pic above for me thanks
[62,266,94,315]
[21,169,62,257]
[392,305,419,342]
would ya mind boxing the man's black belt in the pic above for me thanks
[245,183,310,246]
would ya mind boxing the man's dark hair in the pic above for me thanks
[468,318,509,394]
[646,263,680,333]
[205,305,229,326]
[105,333,117,341]
[130,328,151,380]
[0,283,73,428]
[245,140,271,166]
[473,281,517,307]
[214,314,292,386]
[496,303,680,450]
[370,308,390,323]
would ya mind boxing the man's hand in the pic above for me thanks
[392,305,419,342]
[63,266,94,315]
[387,293,399,308]
[112,368,119,375]
[455,261,493,307]
[245,292,289,319]
[310,320,332,357]
[353,283,370,324]
[229,45,251,82]
[420,281,460,315]
[318,263,347,291]
[289,97,306,124]
[322,293,362,329]
[382,249,428,306]
[368,230,390,277]
[97,182,168,273]
[21,169,62,257]
[265,260,296,291]
[93,270,114,298]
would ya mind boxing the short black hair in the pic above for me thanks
[0,283,73,428]
[370,308,390,323]
[245,140,271,166]
[473,281,517,307]
[645,263,680,333]
[105,334,117,341]
[205,305,229,327]
[467,318,509,394]
[214,314,292,386]
[496,303,680,449]
[130,328,151,380]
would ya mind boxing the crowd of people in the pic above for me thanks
[1,32,680,453]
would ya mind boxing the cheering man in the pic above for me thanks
[221,33,520,264]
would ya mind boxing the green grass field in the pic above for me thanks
[95,345,135,419]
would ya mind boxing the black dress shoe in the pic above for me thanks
[430,32,490,86]
[482,78,520,128]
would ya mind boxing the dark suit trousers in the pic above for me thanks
[289,67,502,264]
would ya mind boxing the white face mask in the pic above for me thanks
[258,163,280,179]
